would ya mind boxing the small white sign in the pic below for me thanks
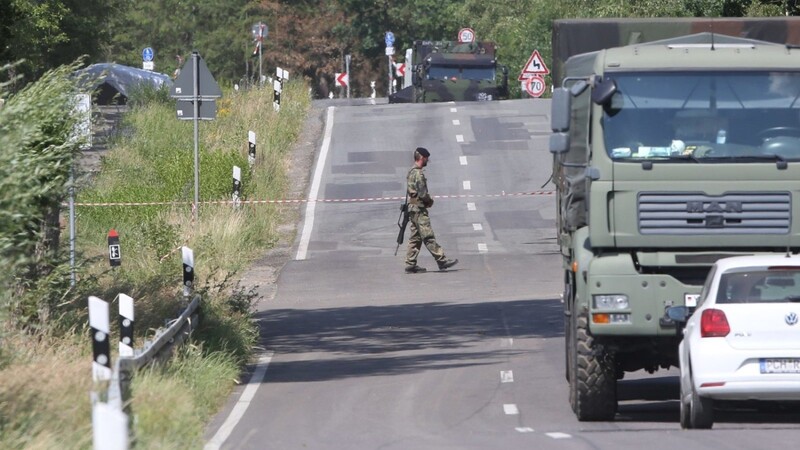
[385,46,395,56]
[143,61,154,71]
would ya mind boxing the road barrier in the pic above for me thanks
[91,247,201,450]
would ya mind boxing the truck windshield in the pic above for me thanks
[428,66,495,81]
[603,71,800,161]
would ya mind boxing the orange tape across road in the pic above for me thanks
[68,190,555,207]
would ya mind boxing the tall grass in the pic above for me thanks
[0,80,310,449]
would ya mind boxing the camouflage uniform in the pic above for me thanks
[405,166,447,267]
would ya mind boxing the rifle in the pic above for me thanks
[394,195,409,256]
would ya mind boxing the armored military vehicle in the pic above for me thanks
[550,23,800,421]
[389,39,508,103]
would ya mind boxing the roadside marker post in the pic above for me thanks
[89,296,112,383]
[182,247,195,298]
[108,229,121,267]
[233,166,242,209]
[118,294,134,358]
[248,131,256,168]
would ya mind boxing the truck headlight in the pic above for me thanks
[593,294,629,310]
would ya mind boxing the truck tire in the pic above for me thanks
[572,312,618,421]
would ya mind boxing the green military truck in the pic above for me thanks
[549,18,800,421]
[389,39,509,103]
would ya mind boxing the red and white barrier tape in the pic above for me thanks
[67,190,555,207]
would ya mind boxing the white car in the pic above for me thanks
[668,254,800,429]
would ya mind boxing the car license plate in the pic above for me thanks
[760,358,800,374]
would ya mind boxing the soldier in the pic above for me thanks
[405,147,458,273]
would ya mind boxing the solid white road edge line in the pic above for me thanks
[204,352,274,450]
[296,106,335,260]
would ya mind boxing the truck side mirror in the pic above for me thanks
[551,87,571,132]
[591,78,617,105]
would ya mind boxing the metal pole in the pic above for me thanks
[69,163,76,287]
[388,56,393,96]
[346,54,351,99]
[258,22,263,87]
[192,52,200,219]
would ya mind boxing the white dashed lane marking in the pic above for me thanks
[456,134,464,143]
[472,223,483,231]
[450,107,457,113]
[546,432,572,439]
[503,404,519,415]
[501,370,514,383]
[467,202,476,211]
[453,119,461,125]
[459,156,468,165]
[463,180,471,190]
[516,427,535,433]
[478,243,488,253]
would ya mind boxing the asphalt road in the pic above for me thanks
[204,98,800,450]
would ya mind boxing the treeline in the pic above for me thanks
[1,0,796,98]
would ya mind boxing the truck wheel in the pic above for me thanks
[573,312,618,421]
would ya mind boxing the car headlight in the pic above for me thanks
[593,294,629,310]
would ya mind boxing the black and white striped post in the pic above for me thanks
[274,67,288,112]
[89,296,111,382]
[248,130,256,168]
[182,246,194,298]
[118,294,134,358]
[232,166,242,209]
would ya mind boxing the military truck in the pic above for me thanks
[389,39,509,103]
[550,23,800,421]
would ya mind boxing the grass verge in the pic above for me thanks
[0,80,310,449]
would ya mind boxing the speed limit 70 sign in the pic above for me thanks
[524,75,546,98]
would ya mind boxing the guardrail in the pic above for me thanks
[91,247,200,450]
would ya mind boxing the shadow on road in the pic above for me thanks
[253,298,563,382]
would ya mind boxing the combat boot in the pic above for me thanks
[437,258,458,270]
[405,265,427,274]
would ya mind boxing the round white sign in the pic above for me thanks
[458,28,476,43]
[525,75,546,98]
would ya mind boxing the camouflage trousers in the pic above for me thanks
[405,209,446,266]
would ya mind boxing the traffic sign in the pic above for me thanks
[170,52,222,100]
[524,75,546,98]
[518,49,550,81]
[395,63,405,77]
[108,229,121,267]
[335,72,349,88]
[142,47,154,62]
[385,31,395,47]
[458,28,476,43]
[176,99,217,120]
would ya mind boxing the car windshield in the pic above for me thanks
[603,71,800,161]
[428,65,495,81]
[717,267,800,303]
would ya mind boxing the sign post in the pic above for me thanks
[251,22,268,85]
[108,229,121,267]
[345,54,351,99]
[142,47,154,71]
[170,52,222,218]
[385,31,395,96]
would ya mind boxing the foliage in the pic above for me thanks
[0,60,91,325]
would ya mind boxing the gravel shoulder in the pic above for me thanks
[237,102,327,307]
